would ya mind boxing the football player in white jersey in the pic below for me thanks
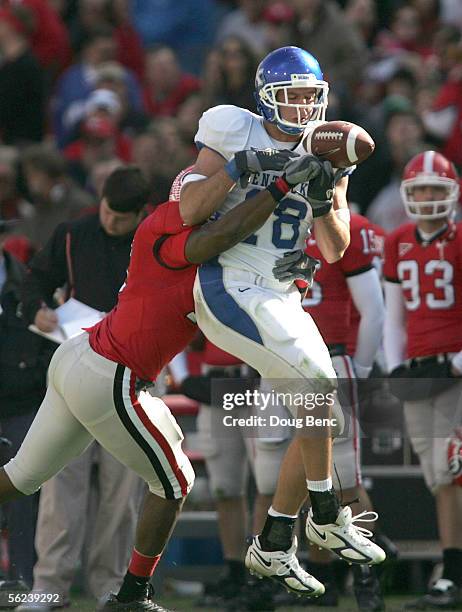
[180,46,385,597]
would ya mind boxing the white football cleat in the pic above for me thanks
[245,535,325,597]
[306,507,386,565]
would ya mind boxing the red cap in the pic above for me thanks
[82,116,116,140]
[263,2,294,24]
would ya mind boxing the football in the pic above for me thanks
[302,121,375,168]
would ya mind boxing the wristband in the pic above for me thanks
[267,176,291,202]
[224,158,241,182]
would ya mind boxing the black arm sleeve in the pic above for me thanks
[20,223,70,324]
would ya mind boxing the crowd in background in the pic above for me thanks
[2,0,462,255]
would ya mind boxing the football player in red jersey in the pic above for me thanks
[0,151,322,612]
[384,151,462,609]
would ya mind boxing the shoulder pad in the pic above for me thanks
[195,105,254,161]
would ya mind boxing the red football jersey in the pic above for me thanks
[304,214,377,346]
[88,201,198,381]
[384,222,462,358]
[347,219,385,355]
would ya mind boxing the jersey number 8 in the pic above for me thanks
[242,189,308,249]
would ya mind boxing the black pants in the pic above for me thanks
[0,411,39,586]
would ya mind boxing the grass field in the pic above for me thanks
[73,593,418,611]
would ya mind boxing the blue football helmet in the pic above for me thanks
[255,46,329,135]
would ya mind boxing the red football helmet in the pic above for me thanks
[400,151,459,220]
[448,427,462,486]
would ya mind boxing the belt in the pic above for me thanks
[407,353,450,368]
[327,344,346,357]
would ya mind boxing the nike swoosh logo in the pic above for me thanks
[238,288,250,292]
[251,549,272,568]
[310,524,328,542]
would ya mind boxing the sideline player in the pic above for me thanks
[384,151,462,609]
[180,45,386,597]
[0,150,323,612]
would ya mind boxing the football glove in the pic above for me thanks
[306,160,336,217]
[225,148,298,188]
[273,250,320,285]
[266,155,330,203]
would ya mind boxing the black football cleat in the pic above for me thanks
[353,565,385,611]
[405,579,461,609]
[225,576,276,611]
[97,585,173,611]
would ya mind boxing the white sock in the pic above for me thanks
[268,506,298,520]
[306,477,333,492]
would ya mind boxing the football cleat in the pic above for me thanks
[353,565,385,611]
[405,578,461,609]
[245,535,325,597]
[306,507,386,565]
[97,585,172,611]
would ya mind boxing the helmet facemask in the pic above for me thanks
[400,175,459,220]
[257,75,328,135]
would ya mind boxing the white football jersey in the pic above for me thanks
[194,105,314,280]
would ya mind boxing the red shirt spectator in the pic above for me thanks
[64,116,133,164]
[143,46,201,117]
[9,0,72,74]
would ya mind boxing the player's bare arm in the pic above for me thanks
[185,189,279,263]
[185,155,326,264]
[180,147,232,225]
[180,147,296,226]
[312,173,350,263]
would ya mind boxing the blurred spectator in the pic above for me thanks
[20,145,93,248]
[216,0,269,56]
[150,117,194,174]
[345,0,378,48]
[131,0,218,73]
[410,0,441,42]
[94,62,149,137]
[107,0,145,79]
[12,0,72,82]
[363,69,418,139]
[131,123,193,204]
[0,222,51,587]
[375,4,433,60]
[142,45,201,118]
[68,0,145,79]
[52,25,142,148]
[64,89,133,186]
[0,5,44,145]
[130,132,165,202]
[202,36,257,112]
[420,28,462,166]
[0,148,33,223]
[262,1,296,51]
[88,157,123,199]
[288,0,367,94]
[177,93,206,150]
[366,109,428,231]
